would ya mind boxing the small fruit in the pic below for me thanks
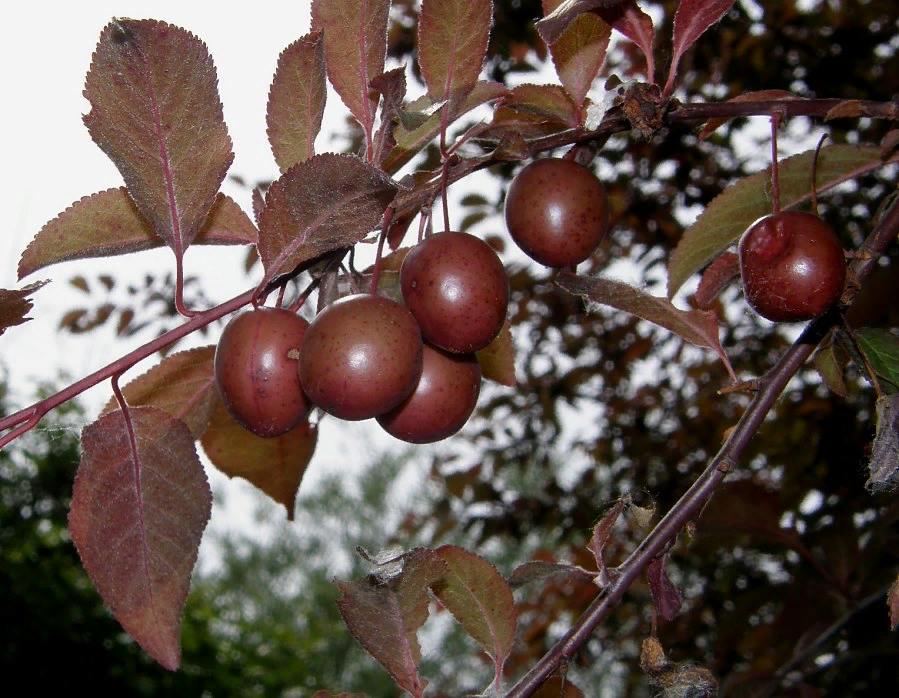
[738,211,846,322]
[504,158,609,267]
[401,231,509,353]
[377,344,481,444]
[298,294,423,421]
[214,307,312,438]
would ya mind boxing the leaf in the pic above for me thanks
[491,83,582,131]
[866,394,899,493]
[0,281,48,337]
[556,271,736,380]
[854,328,899,393]
[536,0,627,46]
[667,145,888,298]
[267,31,327,172]
[692,251,739,309]
[507,560,596,589]
[431,545,517,680]
[201,398,317,520]
[543,0,612,110]
[69,407,212,670]
[83,20,233,258]
[18,189,256,279]
[698,90,799,140]
[311,0,389,139]
[589,497,629,586]
[418,0,492,104]
[813,343,849,398]
[336,548,447,697]
[889,574,899,630]
[99,346,218,439]
[594,2,656,83]
[698,479,800,548]
[532,677,586,698]
[257,153,399,285]
[664,0,736,97]
[646,554,681,622]
[476,319,517,386]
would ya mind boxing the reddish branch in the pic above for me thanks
[504,197,899,698]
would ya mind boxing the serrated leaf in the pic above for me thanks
[507,560,596,589]
[544,0,612,109]
[664,0,736,97]
[83,20,233,258]
[646,554,681,622]
[855,328,899,393]
[866,394,899,493]
[667,145,888,298]
[888,574,899,630]
[100,346,218,439]
[267,31,327,171]
[595,2,655,82]
[69,407,212,670]
[557,271,736,380]
[257,153,399,284]
[311,0,389,140]
[476,319,517,386]
[0,281,48,337]
[336,548,447,697]
[201,398,317,520]
[431,545,517,681]
[419,0,492,104]
[536,0,625,45]
[18,189,256,279]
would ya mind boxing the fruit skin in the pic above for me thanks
[738,211,846,322]
[298,294,423,421]
[214,307,312,438]
[504,158,609,268]
[377,344,481,444]
[400,231,509,353]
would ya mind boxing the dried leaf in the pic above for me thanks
[19,189,256,279]
[665,0,736,96]
[431,545,517,681]
[0,281,48,337]
[201,398,317,520]
[267,31,326,171]
[311,0,389,137]
[257,153,399,285]
[646,554,681,622]
[697,90,799,141]
[476,319,517,386]
[99,346,218,439]
[866,394,899,493]
[588,497,628,585]
[69,407,212,670]
[667,145,888,298]
[543,0,612,109]
[557,271,736,380]
[83,20,233,256]
[418,0,492,104]
[508,560,596,589]
[336,548,447,697]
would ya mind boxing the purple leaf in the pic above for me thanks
[69,407,212,670]
[18,189,256,279]
[692,251,739,310]
[256,153,399,285]
[556,271,736,380]
[594,2,656,83]
[83,20,233,258]
[418,0,493,104]
[267,31,327,171]
[664,0,736,97]
[646,554,682,622]
[536,0,630,45]
[588,497,628,585]
[508,560,596,589]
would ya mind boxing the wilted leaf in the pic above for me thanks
[257,153,399,285]
[557,271,736,380]
[267,31,327,171]
[698,90,799,141]
[665,0,736,96]
[589,497,628,586]
[508,560,596,589]
[889,574,899,630]
[0,281,48,337]
[543,0,612,109]
[476,319,517,386]
[19,189,256,279]
[431,545,517,681]
[83,20,233,257]
[532,676,586,698]
[100,346,218,438]
[866,394,899,493]
[646,554,681,622]
[201,398,317,520]
[491,83,582,131]
[336,548,447,697]
[419,0,492,104]
[854,328,899,393]
[69,407,212,670]
[668,145,888,298]
[311,0,389,138]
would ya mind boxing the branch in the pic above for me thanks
[504,196,899,698]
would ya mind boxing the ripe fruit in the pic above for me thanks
[738,211,846,322]
[298,294,423,421]
[377,344,481,444]
[504,157,609,267]
[214,307,312,438]
[401,231,509,353]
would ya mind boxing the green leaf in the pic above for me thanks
[476,319,517,386]
[18,189,257,279]
[855,328,899,393]
[83,20,233,257]
[668,144,887,298]
[267,31,327,171]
